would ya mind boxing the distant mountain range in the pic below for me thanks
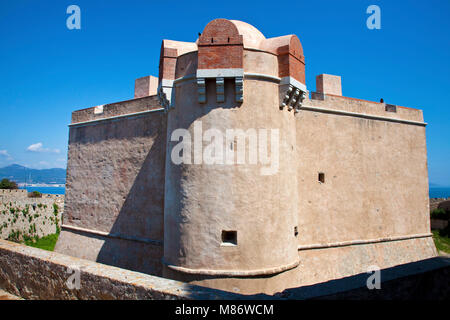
[0,164,66,184]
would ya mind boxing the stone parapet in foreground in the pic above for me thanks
[0,239,248,300]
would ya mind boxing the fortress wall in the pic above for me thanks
[55,96,167,276]
[296,97,431,246]
[182,236,436,295]
[71,95,162,124]
[163,48,299,276]
[173,94,436,295]
[306,93,424,123]
[0,189,63,240]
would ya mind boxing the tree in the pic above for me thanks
[0,178,19,189]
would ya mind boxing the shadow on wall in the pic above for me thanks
[277,256,450,300]
[93,82,239,277]
[153,256,450,299]
[95,131,166,276]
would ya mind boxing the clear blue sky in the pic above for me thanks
[0,0,449,185]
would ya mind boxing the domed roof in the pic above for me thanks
[229,20,266,49]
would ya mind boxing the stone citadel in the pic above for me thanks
[55,18,436,294]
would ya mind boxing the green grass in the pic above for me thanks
[24,232,60,251]
[432,230,450,254]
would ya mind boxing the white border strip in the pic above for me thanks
[298,233,432,251]
[197,68,244,78]
[280,76,307,92]
[300,105,427,126]
[244,72,281,82]
[69,108,165,127]
[174,72,282,84]
[163,257,300,277]
[173,74,196,85]
[61,224,163,246]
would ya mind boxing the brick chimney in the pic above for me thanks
[316,74,342,96]
[134,75,158,98]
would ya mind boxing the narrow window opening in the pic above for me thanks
[294,226,298,237]
[221,230,237,246]
[211,37,214,43]
[385,104,397,113]
[318,172,325,183]
[227,37,230,43]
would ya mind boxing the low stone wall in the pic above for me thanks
[0,239,246,300]
[430,197,450,212]
[0,189,64,240]
[431,219,449,230]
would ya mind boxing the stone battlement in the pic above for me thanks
[0,189,27,196]
[307,93,424,124]
[71,95,162,125]
[0,189,64,201]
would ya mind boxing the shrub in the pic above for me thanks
[53,203,59,215]
[439,224,450,237]
[28,191,42,198]
[431,208,450,220]
[7,230,21,242]
[0,178,18,190]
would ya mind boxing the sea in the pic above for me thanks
[18,186,450,198]
[429,187,450,199]
[21,186,65,195]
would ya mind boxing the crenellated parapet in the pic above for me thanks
[157,19,307,110]
[158,40,197,109]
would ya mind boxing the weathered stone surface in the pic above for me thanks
[134,75,158,98]
[0,289,22,300]
[438,200,450,211]
[430,197,449,211]
[0,239,244,300]
[0,189,63,240]
[71,95,162,124]
[316,74,342,96]
[297,96,430,245]
[431,219,448,230]
[56,96,166,276]
[0,239,445,300]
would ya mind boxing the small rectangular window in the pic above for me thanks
[318,172,325,183]
[221,230,237,246]
[385,104,397,113]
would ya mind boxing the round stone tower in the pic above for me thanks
[159,19,307,282]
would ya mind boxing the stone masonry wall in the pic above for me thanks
[56,95,167,276]
[296,96,430,247]
[0,239,244,300]
[0,189,63,240]
[71,95,162,124]
[307,93,424,123]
